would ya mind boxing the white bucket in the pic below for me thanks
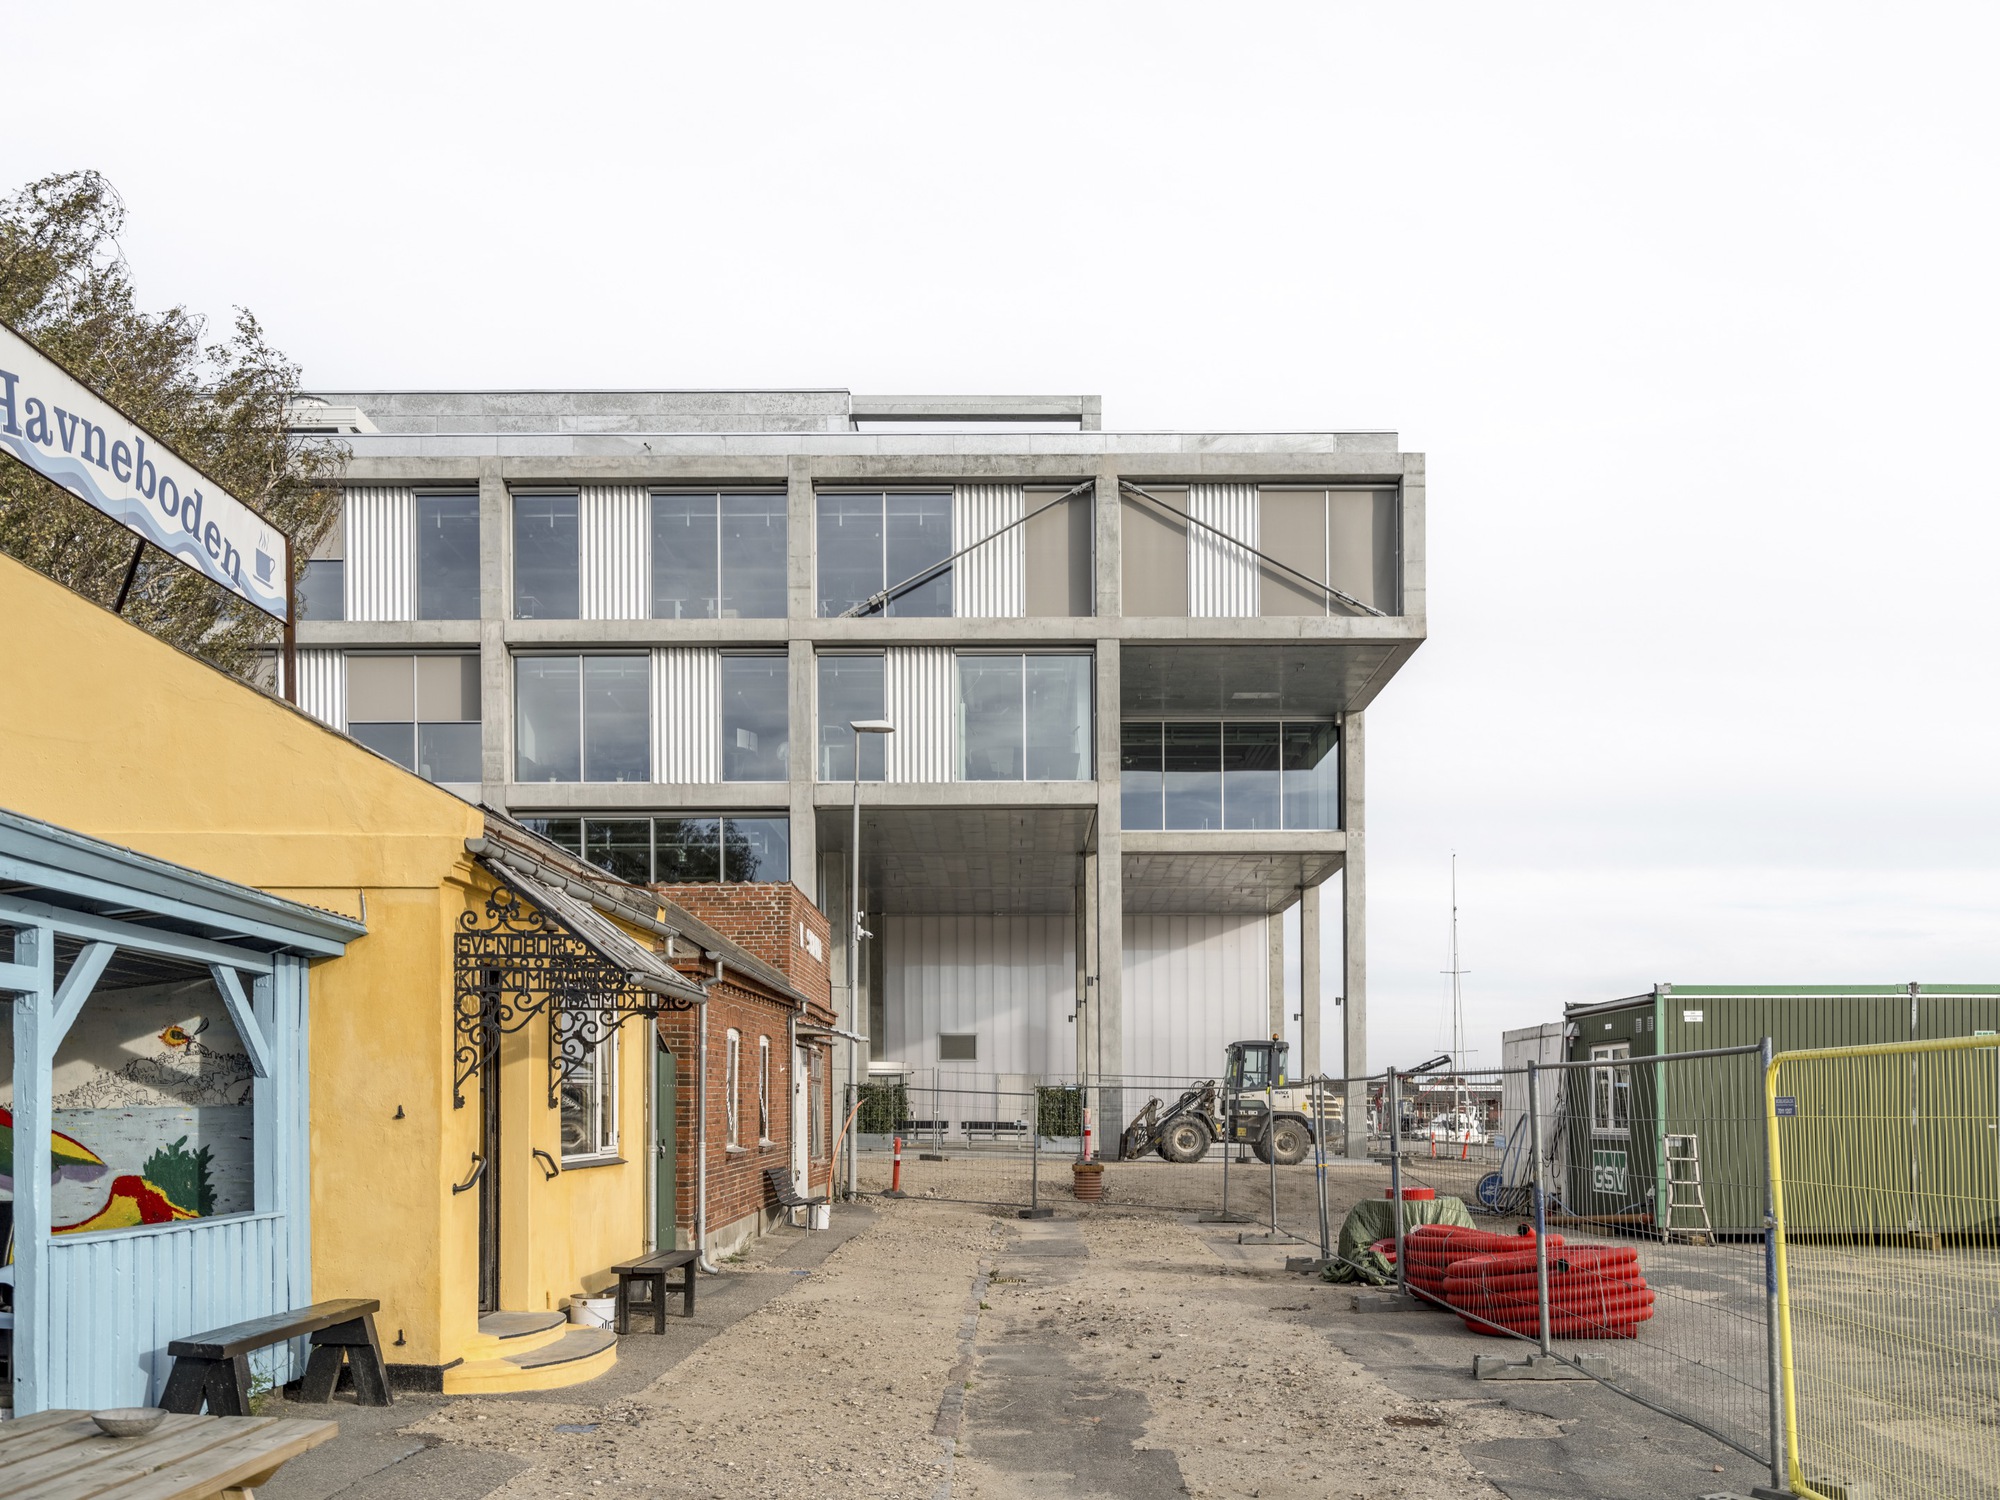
[808,1202,831,1231]
[568,1294,616,1329]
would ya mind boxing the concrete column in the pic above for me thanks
[1093,635,1123,1146]
[1093,471,1120,620]
[1267,904,1287,1045]
[1076,852,1096,1083]
[478,463,511,805]
[1300,884,1323,1077]
[787,460,815,623]
[787,638,817,903]
[1340,711,1367,1157]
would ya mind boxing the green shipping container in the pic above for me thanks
[1559,985,2000,1236]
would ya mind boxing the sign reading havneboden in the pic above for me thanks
[0,322,288,621]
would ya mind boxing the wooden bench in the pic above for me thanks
[162,1297,391,1416]
[765,1166,826,1214]
[611,1250,699,1334]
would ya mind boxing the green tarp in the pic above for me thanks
[1322,1195,1477,1284]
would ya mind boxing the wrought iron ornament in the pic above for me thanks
[453,883,692,1107]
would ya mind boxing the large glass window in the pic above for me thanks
[651,492,787,620]
[345,653,482,784]
[957,654,1092,781]
[1121,720,1340,829]
[416,493,480,620]
[514,654,649,783]
[1281,722,1340,830]
[817,654,886,781]
[1120,722,1164,830]
[519,814,791,884]
[721,654,788,781]
[958,656,1023,780]
[514,494,579,619]
[297,559,345,621]
[816,491,952,617]
[1162,722,1222,830]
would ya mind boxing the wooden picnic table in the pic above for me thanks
[0,1408,335,1500]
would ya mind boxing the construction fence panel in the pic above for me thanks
[1393,1051,1778,1472]
[1770,1035,2000,1500]
[847,1081,1041,1210]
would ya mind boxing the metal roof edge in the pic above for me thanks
[0,805,367,951]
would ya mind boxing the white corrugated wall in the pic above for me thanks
[884,646,954,783]
[1120,911,1272,1080]
[342,487,414,621]
[881,915,1077,1080]
[652,646,719,782]
[1186,482,1259,617]
[294,649,346,731]
[952,484,1025,617]
[581,485,650,620]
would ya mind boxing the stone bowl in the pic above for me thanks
[91,1408,168,1438]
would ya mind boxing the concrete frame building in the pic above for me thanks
[286,390,1425,1155]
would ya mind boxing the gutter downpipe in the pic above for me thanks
[695,952,724,1274]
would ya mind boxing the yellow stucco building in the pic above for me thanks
[0,551,688,1393]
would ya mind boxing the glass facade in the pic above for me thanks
[1120,720,1339,829]
[957,654,1092,781]
[521,815,790,884]
[817,653,886,781]
[416,494,480,620]
[344,653,481,784]
[816,492,952,617]
[514,494,579,619]
[721,654,788,781]
[515,654,649,783]
[652,493,787,620]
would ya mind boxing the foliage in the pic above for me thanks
[0,169,345,678]
[855,1081,908,1135]
[142,1134,215,1217]
[1037,1085,1083,1138]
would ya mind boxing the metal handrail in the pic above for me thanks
[451,1152,486,1195]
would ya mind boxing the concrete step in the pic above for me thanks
[460,1308,570,1360]
[443,1326,618,1396]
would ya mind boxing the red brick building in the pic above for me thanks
[654,882,838,1257]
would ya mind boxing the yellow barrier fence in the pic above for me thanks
[1769,1034,2000,1500]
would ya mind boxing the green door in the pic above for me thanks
[655,1041,678,1251]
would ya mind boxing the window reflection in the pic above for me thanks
[1120,720,1340,829]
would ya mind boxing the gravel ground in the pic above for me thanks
[373,1194,1570,1499]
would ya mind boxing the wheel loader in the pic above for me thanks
[1117,1038,1317,1166]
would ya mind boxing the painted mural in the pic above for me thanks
[0,977,254,1235]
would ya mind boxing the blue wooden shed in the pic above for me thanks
[0,808,363,1415]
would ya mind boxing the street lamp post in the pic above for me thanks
[846,717,894,1200]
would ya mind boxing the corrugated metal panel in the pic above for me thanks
[952,484,1024,618]
[881,915,1077,1080]
[1187,482,1259,618]
[1120,911,1271,1080]
[295,649,345,730]
[343,486,413,621]
[653,646,718,783]
[581,485,649,620]
[885,646,954,783]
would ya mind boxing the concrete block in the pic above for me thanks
[1349,1289,1420,1313]
[1473,1351,1613,1381]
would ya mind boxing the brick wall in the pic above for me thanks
[654,882,832,1013]
[655,975,835,1246]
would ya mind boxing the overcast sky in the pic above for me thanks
[5,2,1996,1073]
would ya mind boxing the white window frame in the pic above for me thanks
[757,1036,772,1143]
[725,1028,742,1148]
[559,1026,620,1163]
[1589,1042,1631,1137]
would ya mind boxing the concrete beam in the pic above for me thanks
[503,782,790,812]
[1119,830,1346,861]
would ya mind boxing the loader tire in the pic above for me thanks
[1267,1117,1312,1166]
[1160,1118,1212,1164]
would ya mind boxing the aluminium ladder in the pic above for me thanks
[1662,1132,1715,1243]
